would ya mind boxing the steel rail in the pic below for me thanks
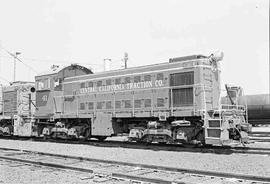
[0,136,270,155]
[0,156,173,184]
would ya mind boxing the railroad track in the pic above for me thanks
[1,135,270,155]
[249,131,270,142]
[0,147,269,184]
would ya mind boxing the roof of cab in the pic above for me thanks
[36,64,93,78]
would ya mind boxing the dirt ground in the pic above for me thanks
[0,159,116,184]
[0,139,269,178]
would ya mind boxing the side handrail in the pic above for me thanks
[220,104,246,111]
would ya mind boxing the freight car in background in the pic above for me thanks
[36,52,250,146]
[221,86,270,126]
[239,94,270,126]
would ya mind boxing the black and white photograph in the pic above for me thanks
[0,0,269,183]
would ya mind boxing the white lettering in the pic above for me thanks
[155,80,163,87]
[79,80,163,94]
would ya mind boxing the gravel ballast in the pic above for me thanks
[0,139,269,177]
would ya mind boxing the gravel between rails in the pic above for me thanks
[0,139,269,178]
[0,159,127,184]
[0,149,268,184]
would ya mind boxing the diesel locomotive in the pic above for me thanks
[0,52,251,146]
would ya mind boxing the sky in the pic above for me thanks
[0,0,269,95]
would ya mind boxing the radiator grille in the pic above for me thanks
[170,72,194,107]
[3,91,17,116]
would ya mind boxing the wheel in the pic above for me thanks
[182,143,197,148]
[140,135,152,144]
[51,132,57,139]
[97,136,107,141]
[83,128,90,141]
[43,135,48,140]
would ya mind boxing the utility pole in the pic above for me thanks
[13,52,21,82]
[124,52,128,69]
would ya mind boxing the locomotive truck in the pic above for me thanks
[0,52,250,146]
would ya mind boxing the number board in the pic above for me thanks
[36,91,50,107]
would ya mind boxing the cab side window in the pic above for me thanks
[36,78,51,90]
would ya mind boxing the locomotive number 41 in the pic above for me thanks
[42,95,48,102]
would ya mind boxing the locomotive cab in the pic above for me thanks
[35,64,93,139]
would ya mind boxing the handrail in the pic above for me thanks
[220,104,246,111]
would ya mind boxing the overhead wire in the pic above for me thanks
[0,44,39,74]
[0,44,129,77]
[17,56,104,66]
[0,55,108,67]
[0,44,126,67]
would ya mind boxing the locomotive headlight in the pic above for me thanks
[211,51,224,62]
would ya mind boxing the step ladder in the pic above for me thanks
[205,118,225,145]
